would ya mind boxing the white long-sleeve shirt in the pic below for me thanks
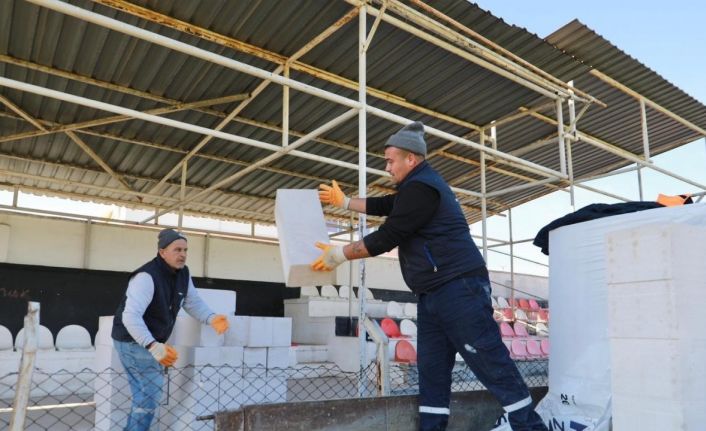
[121,271,215,347]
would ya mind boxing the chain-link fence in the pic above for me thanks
[1,359,547,430]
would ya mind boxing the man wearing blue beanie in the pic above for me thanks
[112,228,230,430]
[313,122,547,431]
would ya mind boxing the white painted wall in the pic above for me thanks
[489,270,548,300]
[0,212,547,297]
[0,223,9,262]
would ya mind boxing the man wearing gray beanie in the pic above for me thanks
[111,228,230,430]
[313,122,547,431]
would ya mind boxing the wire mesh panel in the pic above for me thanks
[0,359,548,430]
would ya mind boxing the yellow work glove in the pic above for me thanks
[318,180,350,209]
[148,342,178,367]
[210,314,229,335]
[310,241,347,272]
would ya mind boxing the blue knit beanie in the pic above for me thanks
[158,228,186,249]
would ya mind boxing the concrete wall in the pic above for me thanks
[0,212,547,298]
[489,270,549,300]
[214,387,548,431]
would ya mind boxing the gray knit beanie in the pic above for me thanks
[158,228,187,249]
[384,121,427,156]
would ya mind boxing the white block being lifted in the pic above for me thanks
[275,189,336,287]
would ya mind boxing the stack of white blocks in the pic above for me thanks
[285,297,387,345]
[94,288,293,431]
[606,223,706,430]
[94,316,132,431]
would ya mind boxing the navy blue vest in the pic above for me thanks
[111,255,190,343]
[396,161,486,294]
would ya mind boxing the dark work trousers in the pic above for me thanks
[417,275,548,431]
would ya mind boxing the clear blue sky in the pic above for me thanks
[474,0,706,104]
[470,0,706,276]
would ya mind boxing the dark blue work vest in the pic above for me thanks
[396,162,486,294]
[111,255,189,343]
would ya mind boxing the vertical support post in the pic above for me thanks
[10,301,40,431]
[204,233,210,278]
[508,208,515,299]
[567,83,577,209]
[566,139,575,210]
[283,65,290,147]
[83,219,92,269]
[639,99,650,201]
[490,123,497,151]
[12,186,19,207]
[640,99,651,162]
[556,99,567,176]
[178,161,187,230]
[153,207,159,225]
[348,215,355,321]
[363,316,390,397]
[357,4,369,393]
[637,162,644,201]
[480,131,488,262]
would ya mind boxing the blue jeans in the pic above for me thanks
[417,275,547,431]
[114,340,164,431]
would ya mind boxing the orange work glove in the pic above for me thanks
[210,314,229,335]
[318,180,350,209]
[310,241,347,272]
[148,342,178,367]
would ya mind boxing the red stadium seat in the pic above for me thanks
[380,318,401,338]
[499,322,515,338]
[540,339,550,357]
[513,321,529,338]
[526,339,542,359]
[395,340,417,363]
[538,309,549,323]
[510,339,528,360]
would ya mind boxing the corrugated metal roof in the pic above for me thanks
[0,1,703,227]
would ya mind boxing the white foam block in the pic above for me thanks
[271,317,292,347]
[327,336,376,372]
[225,315,250,346]
[170,314,224,347]
[95,316,114,346]
[267,346,292,370]
[275,189,336,287]
[194,288,237,315]
[243,347,268,378]
[176,288,236,318]
[606,223,706,431]
[227,316,274,347]
[193,346,244,367]
[243,347,268,367]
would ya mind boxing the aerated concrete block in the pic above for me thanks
[193,346,244,367]
[171,314,224,347]
[275,189,336,287]
[95,315,116,346]
[224,316,274,347]
[267,346,292,370]
[243,347,268,378]
[271,317,292,347]
[193,288,236,315]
